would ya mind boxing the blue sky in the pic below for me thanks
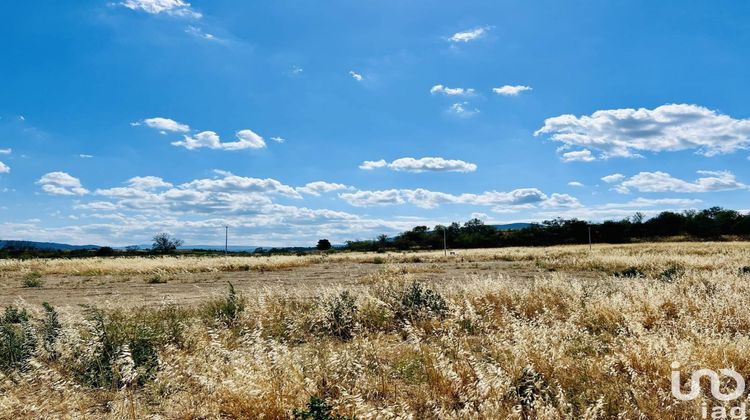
[1,0,749,246]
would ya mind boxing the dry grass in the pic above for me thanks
[1,242,749,418]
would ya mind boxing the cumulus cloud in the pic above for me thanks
[535,104,750,160]
[359,159,387,170]
[430,85,475,96]
[0,148,11,155]
[127,176,173,190]
[134,117,190,134]
[361,157,477,173]
[340,187,578,210]
[568,181,584,187]
[561,149,595,162]
[297,181,350,196]
[271,137,285,143]
[120,0,201,18]
[449,27,489,43]
[172,129,266,151]
[0,162,9,174]
[492,85,532,96]
[601,173,625,183]
[349,71,363,81]
[37,172,89,196]
[448,102,479,118]
[614,170,748,194]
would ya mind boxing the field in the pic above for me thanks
[1,242,749,418]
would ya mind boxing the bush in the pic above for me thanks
[740,266,750,275]
[40,302,62,360]
[322,291,357,340]
[372,257,385,264]
[73,308,161,389]
[390,282,448,323]
[614,267,645,278]
[145,275,167,284]
[0,306,36,373]
[202,283,245,328]
[660,265,685,282]
[21,272,43,288]
[292,395,349,420]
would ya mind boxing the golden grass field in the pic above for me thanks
[1,242,749,418]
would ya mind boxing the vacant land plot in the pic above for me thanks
[1,242,749,418]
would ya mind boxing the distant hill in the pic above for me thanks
[0,240,100,251]
[492,223,531,231]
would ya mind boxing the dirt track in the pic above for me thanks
[0,259,571,311]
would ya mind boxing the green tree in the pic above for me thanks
[316,239,332,251]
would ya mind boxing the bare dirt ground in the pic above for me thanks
[0,259,587,311]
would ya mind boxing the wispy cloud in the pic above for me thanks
[360,157,477,173]
[133,117,191,134]
[448,102,479,118]
[448,26,489,43]
[430,84,475,96]
[0,162,9,174]
[185,26,221,42]
[172,130,267,151]
[120,0,201,18]
[349,70,364,81]
[493,85,532,96]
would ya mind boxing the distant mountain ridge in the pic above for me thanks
[0,240,100,250]
[492,223,531,231]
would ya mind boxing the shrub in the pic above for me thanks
[389,282,449,323]
[740,266,750,275]
[660,265,685,282]
[145,275,167,284]
[202,282,245,328]
[292,395,349,420]
[372,257,386,264]
[39,302,62,360]
[21,271,43,288]
[0,306,36,373]
[322,291,357,340]
[614,267,645,278]
[73,308,160,389]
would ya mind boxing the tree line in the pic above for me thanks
[344,207,750,251]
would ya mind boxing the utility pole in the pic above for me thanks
[443,225,447,256]
[225,225,229,255]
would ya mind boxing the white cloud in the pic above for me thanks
[349,71,363,81]
[601,173,625,183]
[120,0,201,18]
[363,157,477,173]
[172,129,266,151]
[271,137,286,143]
[0,162,9,174]
[127,176,173,190]
[359,159,387,170]
[535,104,750,160]
[37,172,89,196]
[185,26,219,41]
[79,154,94,159]
[448,102,479,118]
[0,148,11,155]
[614,170,748,194]
[492,85,532,96]
[561,149,595,162]
[430,85,475,96]
[136,117,191,134]
[340,187,576,210]
[297,181,350,196]
[568,181,584,187]
[449,27,489,43]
